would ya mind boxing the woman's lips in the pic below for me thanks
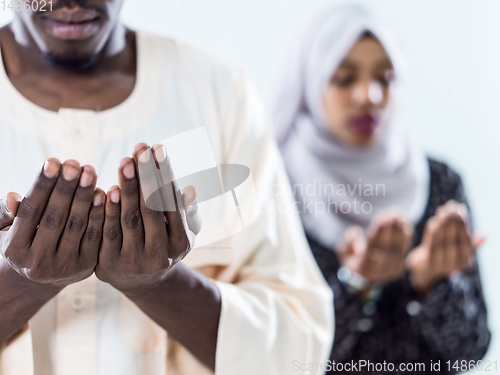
[349,113,380,135]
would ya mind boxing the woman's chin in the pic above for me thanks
[346,133,377,148]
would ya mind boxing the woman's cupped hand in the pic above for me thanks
[338,201,484,295]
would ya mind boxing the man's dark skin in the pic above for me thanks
[0,0,220,370]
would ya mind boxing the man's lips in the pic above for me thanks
[40,9,101,40]
[41,9,100,40]
[42,7,100,23]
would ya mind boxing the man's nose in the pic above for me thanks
[352,81,383,105]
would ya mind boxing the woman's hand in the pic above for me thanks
[338,211,414,287]
[405,200,485,295]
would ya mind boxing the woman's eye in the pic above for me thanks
[375,76,390,86]
[331,75,356,87]
[375,71,395,86]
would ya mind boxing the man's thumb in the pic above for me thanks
[0,192,22,228]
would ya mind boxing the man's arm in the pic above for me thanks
[95,144,220,369]
[0,193,60,345]
[120,263,221,370]
[0,258,61,345]
[0,161,105,347]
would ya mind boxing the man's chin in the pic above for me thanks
[43,51,98,71]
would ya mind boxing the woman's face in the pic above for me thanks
[322,36,395,147]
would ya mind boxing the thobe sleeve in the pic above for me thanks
[210,68,334,375]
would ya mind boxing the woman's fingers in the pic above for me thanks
[471,235,486,250]
[453,214,471,269]
[442,216,458,273]
[342,226,363,254]
[387,221,409,275]
[429,216,445,273]
[364,222,385,279]
[427,201,477,277]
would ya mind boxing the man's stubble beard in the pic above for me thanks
[43,51,98,70]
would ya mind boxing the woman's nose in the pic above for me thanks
[352,81,383,105]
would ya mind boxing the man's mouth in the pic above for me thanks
[40,8,101,40]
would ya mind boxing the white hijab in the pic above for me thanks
[273,4,430,250]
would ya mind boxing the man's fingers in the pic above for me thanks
[8,159,61,248]
[31,160,82,256]
[56,165,97,260]
[152,144,191,257]
[0,192,22,229]
[135,146,162,211]
[119,157,145,251]
[100,186,123,264]
[80,189,106,267]
[0,193,22,261]
[135,147,169,250]
[182,185,196,208]
[182,186,202,236]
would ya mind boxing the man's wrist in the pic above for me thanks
[116,263,182,301]
[1,258,63,298]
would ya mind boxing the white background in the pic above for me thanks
[1,0,499,370]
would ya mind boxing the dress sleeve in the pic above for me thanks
[406,171,490,364]
[210,67,334,375]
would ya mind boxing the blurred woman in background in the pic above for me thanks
[273,5,490,374]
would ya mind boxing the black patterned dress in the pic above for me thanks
[308,159,490,374]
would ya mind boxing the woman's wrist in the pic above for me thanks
[337,266,382,303]
[408,269,440,296]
